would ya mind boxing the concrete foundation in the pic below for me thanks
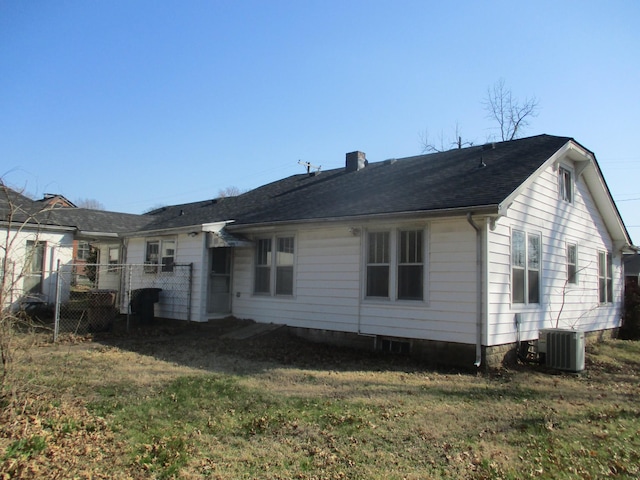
[287,326,619,371]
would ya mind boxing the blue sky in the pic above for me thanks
[1,1,639,242]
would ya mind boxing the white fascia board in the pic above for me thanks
[498,140,578,216]
[121,224,203,237]
[497,139,632,249]
[0,221,75,233]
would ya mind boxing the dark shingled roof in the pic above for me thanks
[1,183,154,234]
[48,208,155,235]
[2,135,574,235]
[139,134,572,231]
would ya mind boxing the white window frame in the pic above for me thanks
[566,242,578,285]
[364,227,427,302]
[253,234,295,297]
[511,229,541,305]
[558,166,573,203]
[366,231,390,298]
[145,238,176,274]
[397,229,424,301]
[107,246,120,273]
[77,241,91,261]
[598,250,613,304]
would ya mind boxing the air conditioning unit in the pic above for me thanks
[538,328,585,372]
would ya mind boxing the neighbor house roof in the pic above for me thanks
[1,183,154,237]
[49,208,155,238]
[139,134,573,230]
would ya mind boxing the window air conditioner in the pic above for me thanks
[538,328,585,372]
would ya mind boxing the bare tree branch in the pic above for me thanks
[76,198,105,210]
[217,186,244,198]
[420,123,474,153]
[484,78,539,141]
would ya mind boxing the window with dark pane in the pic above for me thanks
[398,230,423,300]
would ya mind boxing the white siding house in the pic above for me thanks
[1,227,75,309]
[6,135,630,368]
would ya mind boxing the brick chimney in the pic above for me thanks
[345,151,367,172]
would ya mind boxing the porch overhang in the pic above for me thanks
[207,230,253,248]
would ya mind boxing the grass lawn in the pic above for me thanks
[1,319,639,479]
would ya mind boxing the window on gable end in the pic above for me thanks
[559,166,573,203]
[567,243,577,284]
[598,251,613,304]
[511,230,541,305]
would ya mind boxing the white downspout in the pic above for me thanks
[467,213,483,368]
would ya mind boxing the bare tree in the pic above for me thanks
[484,78,539,141]
[420,122,474,153]
[0,181,56,387]
[217,186,243,198]
[75,198,105,210]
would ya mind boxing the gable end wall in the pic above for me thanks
[487,159,623,346]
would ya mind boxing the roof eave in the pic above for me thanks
[226,205,501,231]
[0,220,76,233]
[77,231,120,239]
[120,223,206,238]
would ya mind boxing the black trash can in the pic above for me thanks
[130,288,162,324]
[87,289,117,332]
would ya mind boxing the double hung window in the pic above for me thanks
[512,230,540,304]
[598,251,613,304]
[108,246,119,272]
[254,235,295,296]
[397,230,424,300]
[567,243,577,284]
[365,228,424,301]
[559,166,573,203]
[77,241,90,260]
[145,239,176,273]
[366,232,390,297]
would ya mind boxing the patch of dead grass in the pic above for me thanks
[2,320,640,479]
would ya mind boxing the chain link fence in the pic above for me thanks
[53,263,192,340]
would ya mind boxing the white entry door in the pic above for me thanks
[207,248,231,314]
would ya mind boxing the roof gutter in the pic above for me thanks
[119,224,206,238]
[226,204,500,232]
[466,212,483,368]
[77,231,119,239]
[0,221,75,233]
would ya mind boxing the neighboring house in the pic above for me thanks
[0,185,152,308]
[0,187,75,308]
[624,254,640,286]
[36,194,103,285]
[37,193,77,209]
[50,207,155,289]
[2,134,634,368]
